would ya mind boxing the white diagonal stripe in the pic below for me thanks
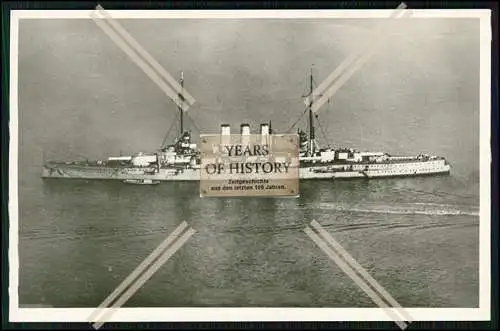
[90,11,192,111]
[92,227,195,329]
[95,5,196,106]
[304,3,408,107]
[310,9,412,113]
[87,221,188,323]
[311,38,383,113]
[311,220,414,322]
[305,227,409,330]
[306,4,413,113]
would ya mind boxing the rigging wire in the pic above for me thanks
[185,112,201,134]
[288,68,317,133]
[312,68,333,148]
[301,68,313,99]
[160,115,178,148]
[319,97,334,148]
[286,105,309,132]
[316,114,332,148]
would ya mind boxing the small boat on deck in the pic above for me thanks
[123,179,160,185]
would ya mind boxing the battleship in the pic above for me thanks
[41,71,451,183]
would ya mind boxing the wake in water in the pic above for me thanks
[274,200,478,217]
[20,200,479,242]
[316,201,479,217]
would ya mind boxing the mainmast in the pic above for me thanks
[308,68,316,156]
[178,71,185,137]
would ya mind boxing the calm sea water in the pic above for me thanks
[16,18,480,308]
[18,175,479,308]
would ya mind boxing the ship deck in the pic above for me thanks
[44,155,446,172]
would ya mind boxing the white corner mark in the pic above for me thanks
[90,5,196,112]
[87,221,195,329]
[305,3,413,113]
[305,220,414,330]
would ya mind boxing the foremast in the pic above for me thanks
[159,71,197,159]
[178,71,185,137]
[306,68,319,156]
[174,71,197,156]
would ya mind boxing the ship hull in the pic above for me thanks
[41,159,451,181]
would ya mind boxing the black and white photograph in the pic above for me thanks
[8,7,492,326]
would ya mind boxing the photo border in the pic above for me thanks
[2,2,496,327]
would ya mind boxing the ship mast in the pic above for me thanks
[308,68,316,156]
[178,71,185,137]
